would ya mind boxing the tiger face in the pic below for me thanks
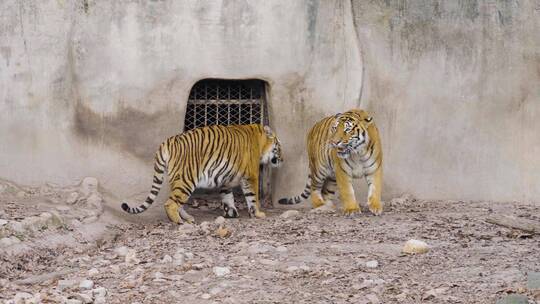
[261,125,283,167]
[330,113,373,159]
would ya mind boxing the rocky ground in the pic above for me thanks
[1,179,539,304]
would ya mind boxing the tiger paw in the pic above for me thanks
[342,205,361,216]
[311,198,325,209]
[223,205,239,218]
[179,207,196,224]
[255,211,266,219]
[165,200,183,224]
[368,201,383,216]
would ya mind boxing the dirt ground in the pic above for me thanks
[1,179,539,304]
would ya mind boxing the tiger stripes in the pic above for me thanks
[279,109,383,215]
[121,124,283,224]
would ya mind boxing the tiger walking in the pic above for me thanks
[121,124,283,224]
[279,109,383,215]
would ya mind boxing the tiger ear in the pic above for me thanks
[263,125,273,136]
[364,116,373,124]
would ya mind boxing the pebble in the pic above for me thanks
[162,254,173,264]
[114,246,129,257]
[213,266,231,277]
[365,260,379,268]
[276,246,288,253]
[286,266,299,273]
[66,192,79,204]
[79,279,94,290]
[0,237,20,247]
[125,250,140,264]
[402,239,429,254]
[280,210,300,219]
[57,279,78,291]
[65,299,83,304]
[75,293,93,304]
[366,293,380,304]
[214,216,226,225]
[201,293,212,300]
[247,243,275,254]
[87,268,99,276]
[173,252,186,266]
[92,287,107,298]
[0,219,8,226]
[13,292,33,304]
[80,177,98,196]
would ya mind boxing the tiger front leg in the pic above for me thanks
[334,157,360,215]
[366,167,383,216]
[240,178,265,219]
[309,174,326,208]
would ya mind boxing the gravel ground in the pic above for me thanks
[1,186,539,303]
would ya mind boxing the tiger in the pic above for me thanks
[278,109,383,215]
[121,124,283,224]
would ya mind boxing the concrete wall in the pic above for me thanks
[353,0,540,202]
[1,0,539,205]
[0,0,362,202]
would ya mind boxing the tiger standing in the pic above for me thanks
[279,109,382,215]
[121,124,283,224]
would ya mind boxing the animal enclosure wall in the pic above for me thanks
[0,0,539,206]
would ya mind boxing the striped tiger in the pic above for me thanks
[121,124,283,224]
[279,109,383,215]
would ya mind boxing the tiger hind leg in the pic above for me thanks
[322,178,337,204]
[310,174,326,209]
[366,167,383,215]
[220,188,239,218]
[165,179,194,224]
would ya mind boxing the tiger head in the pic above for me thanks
[261,125,283,167]
[329,110,374,159]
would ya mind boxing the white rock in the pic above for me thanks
[402,239,429,254]
[114,246,129,257]
[92,287,107,298]
[125,249,140,264]
[94,297,106,304]
[7,221,25,233]
[13,292,33,304]
[154,272,165,280]
[56,206,71,212]
[259,259,278,266]
[213,266,231,277]
[299,265,311,272]
[79,279,94,290]
[0,219,8,227]
[214,216,226,225]
[173,253,185,266]
[80,177,98,196]
[0,237,14,247]
[286,266,299,273]
[57,279,78,291]
[366,260,379,268]
[280,210,300,219]
[87,268,99,276]
[75,293,93,304]
[276,246,288,253]
[66,299,83,304]
[247,243,275,254]
[178,223,196,234]
[201,293,212,300]
[366,293,380,304]
[161,254,173,264]
[66,192,79,204]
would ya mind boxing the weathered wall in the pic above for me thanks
[1,0,539,205]
[0,0,362,202]
[353,0,540,202]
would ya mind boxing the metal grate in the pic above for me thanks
[184,79,267,131]
[183,79,273,209]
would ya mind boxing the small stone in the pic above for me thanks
[82,216,99,224]
[65,299,83,304]
[154,272,164,280]
[299,265,310,272]
[125,250,140,264]
[88,268,99,276]
[215,226,231,238]
[79,279,94,290]
[280,210,300,219]
[213,266,231,277]
[8,221,25,233]
[259,259,278,266]
[366,293,380,304]
[0,219,8,226]
[214,216,226,225]
[56,206,71,212]
[286,266,299,273]
[173,253,186,266]
[66,192,79,204]
[0,237,14,247]
[57,279,78,291]
[162,255,173,264]
[201,293,212,300]
[75,293,93,304]
[13,292,33,304]
[365,260,379,268]
[402,239,429,254]
[92,287,107,298]
[178,223,196,234]
[247,243,274,254]
[114,246,129,257]
[16,191,26,198]
[94,297,106,304]
[276,246,288,253]
[80,177,98,196]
